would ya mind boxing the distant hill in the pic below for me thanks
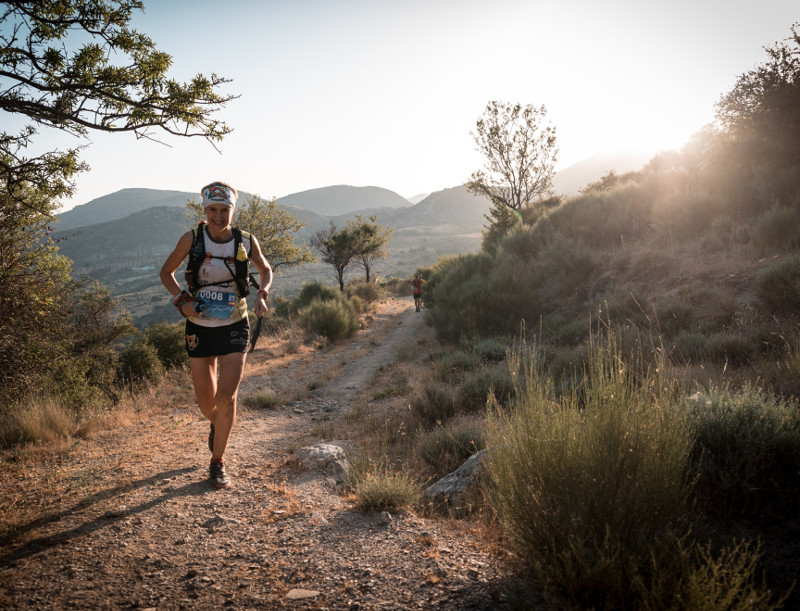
[387,185,490,230]
[552,150,656,195]
[406,193,429,205]
[56,153,650,232]
[58,185,412,230]
[277,185,412,216]
[57,187,331,236]
[57,188,193,231]
[54,205,191,269]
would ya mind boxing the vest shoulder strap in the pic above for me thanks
[184,223,251,297]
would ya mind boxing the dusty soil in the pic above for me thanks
[0,298,527,610]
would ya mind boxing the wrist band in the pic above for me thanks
[257,289,269,299]
[173,290,191,316]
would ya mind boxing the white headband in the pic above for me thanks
[201,183,237,208]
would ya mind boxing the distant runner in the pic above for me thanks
[411,274,425,312]
[160,181,272,489]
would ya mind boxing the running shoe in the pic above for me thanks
[209,460,230,489]
[208,424,215,453]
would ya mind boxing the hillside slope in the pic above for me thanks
[552,150,655,195]
[277,185,412,215]
[57,188,193,231]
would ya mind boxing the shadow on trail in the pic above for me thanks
[0,466,215,564]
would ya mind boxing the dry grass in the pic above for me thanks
[0,366,198,541]
[260,479,307,523]
[0,397,77,448]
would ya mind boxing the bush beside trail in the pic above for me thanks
[482,329,792,608]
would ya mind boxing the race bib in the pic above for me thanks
[197,288,236,320]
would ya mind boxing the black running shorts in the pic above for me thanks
[185,318,250,358]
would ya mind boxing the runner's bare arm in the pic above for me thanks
[161,231,201,317]
[249,236,272,318]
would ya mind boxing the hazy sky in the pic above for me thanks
[47,0,798,211]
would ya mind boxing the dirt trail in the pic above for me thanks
[0,298,518,610]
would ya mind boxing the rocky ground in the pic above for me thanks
[0,298,533,610]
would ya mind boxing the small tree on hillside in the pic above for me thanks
[481,200,520,255]
[467,101,559,213]
[311,223,361,291]
[187,194,316,273]
[346,215,392,282]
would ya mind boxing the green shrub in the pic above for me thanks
[43,358,108,412]
[144,320,187,369]
[548,319,588,347]
[286,282,341,316]
[117,339,165,386]
[633,539,780,610]
[432,350,481,383]
[298,298,359,341]
[353,466,422,511]
[426,252,544,342]
[241,390,279,410]
[749,203,800,252]
[543,184,652,249]
[346,280,386,304]
[484,331,691,607]
[704,332,754,366]
[654,294,697,338]
[269,294,294,319]
[455,363,514,413]
[390,277,412,297]
[757,255,800,314]
[466,337,509,363]
[673,330,708,364]
[536,238,600,304]
[548,345,589,390]
[349,294,364,314]
[652,189,725,238]
[411,381,458,425]
[417,422,485,476]
[684,383,800,519]
[753,332,800,400]
[690,286,737,332]
[603,291,650,327]
[494,224,542,261]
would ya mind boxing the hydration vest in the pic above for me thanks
[184,221,251,298]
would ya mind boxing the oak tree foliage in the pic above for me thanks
[0,0,236,216]
[715,22,800,169]
[311,222,362,292]
[311,216,393,290]
[467,101,558,213]
[0,1,234,411]
[345,214,392,283]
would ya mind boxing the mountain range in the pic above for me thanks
[57,149,652,230]
[53,150,653,326]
